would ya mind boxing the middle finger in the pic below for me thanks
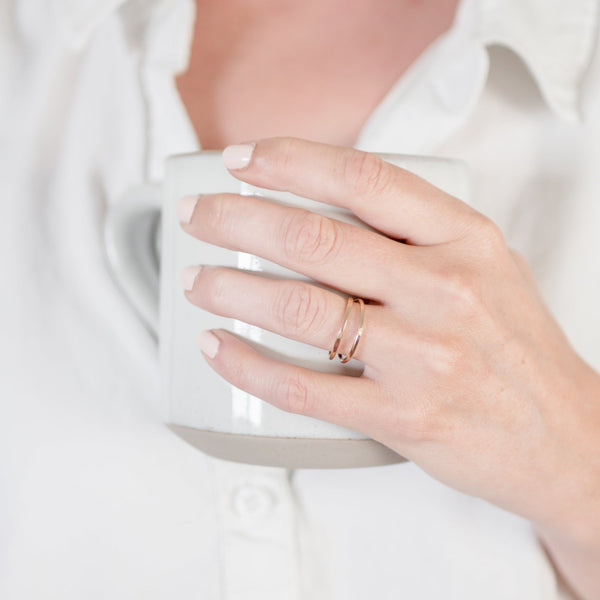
[179,193,415,302]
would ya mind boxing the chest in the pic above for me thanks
[175,0,458,148]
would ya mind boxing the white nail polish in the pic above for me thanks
[178,195,199,223]
[222,143,256,170]
[181,265,202,291]
[197,330,220,358]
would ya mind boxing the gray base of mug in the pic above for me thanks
[168,424,406,469]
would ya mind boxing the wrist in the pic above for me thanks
[533,361,600,544]
[530,361,600,600]
[534,523,600,600]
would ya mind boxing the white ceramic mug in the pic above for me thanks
[104,151,470,468]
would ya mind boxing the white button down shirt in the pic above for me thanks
[1,0,599,598]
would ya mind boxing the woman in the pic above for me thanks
[1,0,599,598]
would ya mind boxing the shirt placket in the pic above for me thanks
[137,4,304,599]
[209,460,302,600]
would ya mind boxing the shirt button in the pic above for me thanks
[230,482,278,520]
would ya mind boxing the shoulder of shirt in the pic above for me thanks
[50,0,600,122]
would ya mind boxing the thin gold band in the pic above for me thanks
[328,296,354,360]
[338,298,365,364]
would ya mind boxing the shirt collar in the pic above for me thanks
[54,0,128,49]
[54,0,598,121]
[475,0,599,121]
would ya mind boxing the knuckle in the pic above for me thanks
[282,210,342,264]
[424,339,466,378]
[470,215,507,257]
[439,268,482,319]
[411,333,466,378]
[274,283,324,337]
[395,401,444,444]
[271,137,300,173]
[510,248,534,279]
[225,354,248,390]
[277,374,312,415]
[207,194,236,238]
[344,151,392,197]
[204,268,229,310]
[510,247,525,265]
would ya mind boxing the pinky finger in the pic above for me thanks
[198,329,388,438]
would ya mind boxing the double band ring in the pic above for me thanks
[328,296,365,364]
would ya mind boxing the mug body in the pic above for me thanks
[160,152,470,468]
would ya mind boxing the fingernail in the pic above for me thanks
[178,195,199,223]
[181,265,202,291]
[222,143,256,170]
[197,330,220,358]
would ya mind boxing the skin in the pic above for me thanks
[176,2,600,598]
[179,140,600,599]
[176,0,460,148]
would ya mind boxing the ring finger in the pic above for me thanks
[182,264,395,369]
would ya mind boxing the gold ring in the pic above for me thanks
[328,296,365,364]
[328,296,353,360]
[338,298,365,364]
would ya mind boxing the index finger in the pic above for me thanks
[222,137,478,246]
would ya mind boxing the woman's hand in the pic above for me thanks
[178,137,600,597]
